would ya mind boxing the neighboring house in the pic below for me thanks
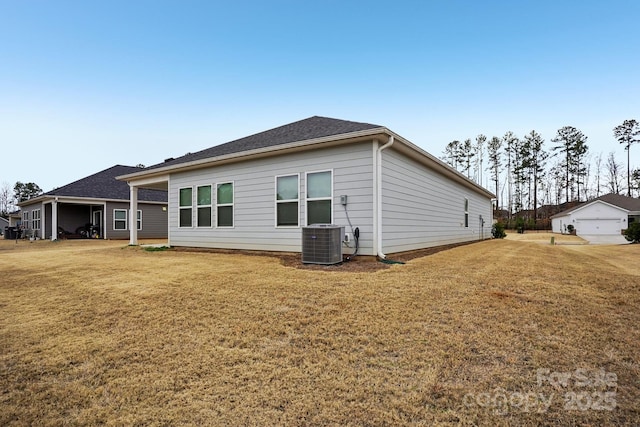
[0,216,8,235]
[551,194,640,236]
[117,116,495,258]
[18,165,168,240]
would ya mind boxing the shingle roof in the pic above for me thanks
[146,116,383,170]
[552,193,640,217]
[43,165,167,202]
[597,193,640,211]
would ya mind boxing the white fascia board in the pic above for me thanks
[41,196,166,205]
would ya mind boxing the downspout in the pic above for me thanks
[376,134,394,259]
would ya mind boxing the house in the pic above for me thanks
[17,165,168,240]
[0,216,8,235]
[117,116,495,258]
[551,193,640,238]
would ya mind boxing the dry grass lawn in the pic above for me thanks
[0,237,638,425]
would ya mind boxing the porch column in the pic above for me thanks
[51,199,58,241]
[129,185,138,245]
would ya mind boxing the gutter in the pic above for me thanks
[375,134,394,259]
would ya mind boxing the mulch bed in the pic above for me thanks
[172,241,480,272]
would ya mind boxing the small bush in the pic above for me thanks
[492,222,507,239]
[624,222,640,243]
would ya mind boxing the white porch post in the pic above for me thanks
[129,185,138,245]
[51,199,58,241]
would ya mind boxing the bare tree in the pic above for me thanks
[0,181,13,216]
[613,119,640,196]
[605,152,624,195]
[593,152,603,198]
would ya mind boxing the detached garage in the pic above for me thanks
[551,193,640,241]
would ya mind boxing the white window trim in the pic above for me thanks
[464,198,469,228]
[114,209,128,231]
[196,184,213,228]
[179,186,194,228]
[275,173,300,228]
[216,181,234,228]
[22,211,29,227]
[32,209,41,230]
[305,169,334,226]
[136,209,142,231]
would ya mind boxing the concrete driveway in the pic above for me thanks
[579,234,630,245]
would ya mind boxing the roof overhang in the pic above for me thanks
[18,195,167,207]
[117,128,495,199]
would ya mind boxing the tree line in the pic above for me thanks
[442,119,640,222]
[0,182,43,217]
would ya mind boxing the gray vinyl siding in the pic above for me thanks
[106,202,168,239]
[168,142,375,253]
[381,148,493,254]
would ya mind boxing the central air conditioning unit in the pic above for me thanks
[302,224,344,265]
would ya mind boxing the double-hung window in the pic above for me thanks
[216,182,234,227]
[464,198,469,228]
[306,170,332,225]
[179,187,193,227]
[22,211,29,228]
[32,209,41,230]
[114,209,127,230]
[136,210,142,231]
[197,185,212,227]
[276,174,299,227]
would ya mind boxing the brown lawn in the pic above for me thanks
[0,238,638,425]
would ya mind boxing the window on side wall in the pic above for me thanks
[197,185,212,227]
[306,170,332,225]
[136,210,142,231]
[464,198,469,228]
[114,209,127,230]
[179,187,193,227]
[22,211,29,228]
[216,182,234,227]
[32,209,41,230]
[276,174,299,227]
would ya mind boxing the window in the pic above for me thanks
[276,174,299,227]
[114,209,127,230]
[179,187,193,227]
[22,211,29,228]
[306,171,332,225]
[136,210,142,231]
[464,198,469,228]
[216,182,234,227]
[32,209,41,230]
[197,185,212,227]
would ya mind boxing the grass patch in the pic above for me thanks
[0,238,638,425]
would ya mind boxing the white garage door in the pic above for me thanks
[576,219,621,235]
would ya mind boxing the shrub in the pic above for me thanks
[515,217,525,234]
[492,222,507,239]
[624,222,640,243]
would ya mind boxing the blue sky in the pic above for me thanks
[1,0,639,194]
